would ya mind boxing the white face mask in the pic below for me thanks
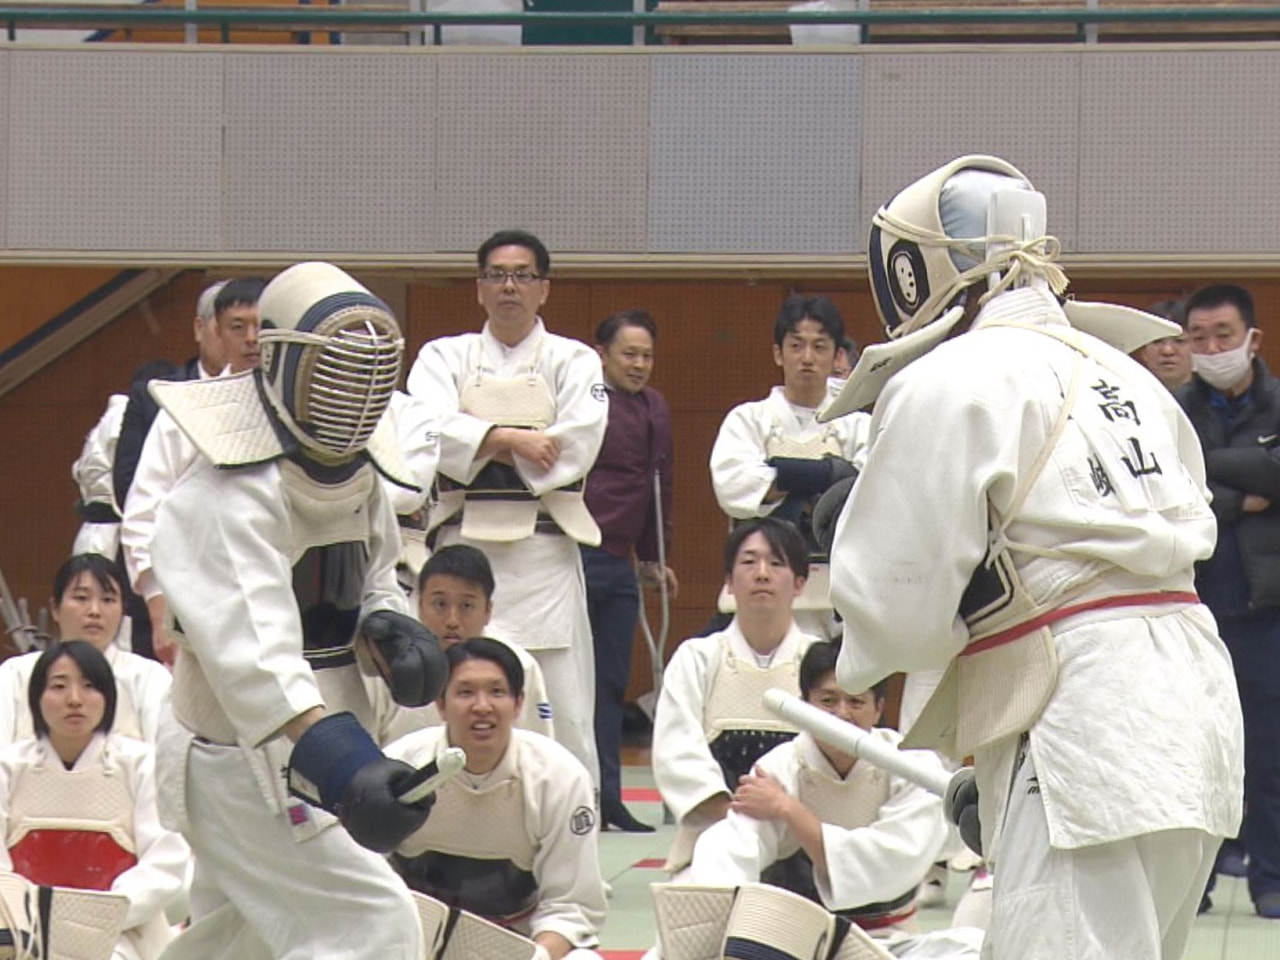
[1192,333,1256,391]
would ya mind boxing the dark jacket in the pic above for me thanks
[112,356,198,509]
[1177,359,1280,614]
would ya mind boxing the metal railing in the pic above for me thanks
[3,3,1280,45]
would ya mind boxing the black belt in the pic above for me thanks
[76,500,121,523]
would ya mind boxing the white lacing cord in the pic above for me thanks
[873,207,1070,339]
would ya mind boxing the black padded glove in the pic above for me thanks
[287,712,433,854]
[945,767,982,858]
[812,474,858,555]
[361,610,447,707]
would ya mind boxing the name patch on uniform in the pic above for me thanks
[570,805,596,835]
[537,702,553,720]
[590,384,607,402]
[287,803,311,826]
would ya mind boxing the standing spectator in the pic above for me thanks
[582,309,676,833]
[1136,299,1193,393]
[407,230,608,787]
[709,296,869,640]
[1179,282,1280,919]
[110,280,227,659]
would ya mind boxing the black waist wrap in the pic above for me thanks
[761,851,917,926]
[76,500,121,523]
[708,728,797,791]
[293,542,366,670]
[391,851,539,923]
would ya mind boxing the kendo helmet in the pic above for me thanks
[867,155,1068,341]
[257,262,404,462]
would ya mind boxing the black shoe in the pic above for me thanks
[1198,893,1212,915]
[601,799,655,833]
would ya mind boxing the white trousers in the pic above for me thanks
[983,747,1219,960]
[157,740,421,960]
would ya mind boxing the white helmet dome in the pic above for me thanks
[868,155,1067,340]
[258,262,404,461]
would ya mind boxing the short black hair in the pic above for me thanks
[596,309,657,346]
[1185,284,1256,330]
[1147,299,1186,329]
[773,295,845,348]
[723,517,809,582]
[418,544,496,600]
[477,230,550,277]
[838,336,859,363]
[799,640,888,702]
[443,637,524,701]
[214,277,266,321]
[29,640,117,738]
[52,553,123,606]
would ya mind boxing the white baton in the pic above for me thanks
[763,689,955,798]
[396,746,467,805]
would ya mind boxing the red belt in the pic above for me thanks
[853,905,917,931]
[962,591,1200,657]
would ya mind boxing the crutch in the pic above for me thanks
[636,469,674,823]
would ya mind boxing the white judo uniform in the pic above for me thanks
[710,387,870,638]
[831,287,1245,960]
[690,729,947,935]
[150,456,424,960]
[72,393,128,558]
[370,631,555,746]
[653,621,815,872]
[0,644,170,748]
[0,734,190,960]
[407,320,607,785]
[386,726,606,958]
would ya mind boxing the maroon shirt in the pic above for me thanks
[583,384,674,561]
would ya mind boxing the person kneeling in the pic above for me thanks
[386,638,607,960]
[0,641,189,960]
[689,641,949,940]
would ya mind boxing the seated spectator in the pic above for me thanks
[386,638,606,960]
[0,555,171,747]
[1135,299,1192,393]
[652,518,817,875]
[0,640,189,960]
[372,545,554,743]
[689,640,948,938]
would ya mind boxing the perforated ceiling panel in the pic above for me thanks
[1078,49,1280,254]
[434,54,649,254]
[7,50,222,252]
[224,52,437,254]
[0,52,9,246]
[648,54,861,255]
[860,51,1080,253]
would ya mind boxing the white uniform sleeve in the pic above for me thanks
[383,391,439,516]
[518,650,555,740]
[814,763,949,911]
[528,745,607,948]
[840,410,873,471]
[0,752,12,872]
[652,639,728,821]
[112,744,190,930]
[121,411,197,601]
[0,660,24,750]
[515,343,606,497]
[709,403,778,519]
[831,369,995,695]
[687,739,794,887]
[407,339,496,486]
[126,657,174,747]
[152,461,324,747]
[359,481,416,625]
[72,395,128,511]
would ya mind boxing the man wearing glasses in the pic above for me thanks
[407,230,608,789]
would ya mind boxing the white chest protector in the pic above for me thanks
[7,749,137,892]
[435,337,600,545]
[394,770,539,925]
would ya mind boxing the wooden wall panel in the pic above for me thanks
[0,267,122,358]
